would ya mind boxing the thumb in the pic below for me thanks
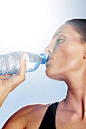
[18,54,28,76]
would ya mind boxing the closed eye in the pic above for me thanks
[57,35,65,43]
[57,39,64,43]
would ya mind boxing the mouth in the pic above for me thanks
[46,57,53,68]
[48,57,53,61]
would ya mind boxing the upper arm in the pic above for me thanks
[2,119,24,129]
[2,109,26,129]
[2,104,49,129]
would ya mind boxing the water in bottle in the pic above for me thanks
[0,51,49,75]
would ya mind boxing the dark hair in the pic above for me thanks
[66,19,86,42]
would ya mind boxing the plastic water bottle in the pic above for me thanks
[0,51,49,75]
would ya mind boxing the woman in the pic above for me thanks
[1,19,86,129]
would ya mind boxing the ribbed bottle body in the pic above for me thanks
[0,51,49,75]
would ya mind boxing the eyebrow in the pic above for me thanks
[52,31,65,39]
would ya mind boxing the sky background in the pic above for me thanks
[0,0,86,128]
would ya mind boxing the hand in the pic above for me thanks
[0,54,27,107]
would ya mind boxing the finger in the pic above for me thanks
[0,74,13,80]
[18,53,27,76]
[5,54,27,91]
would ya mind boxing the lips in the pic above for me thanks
[49,57,53,61]
[46,56,53,68]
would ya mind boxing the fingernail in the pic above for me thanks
[23,54,28,60]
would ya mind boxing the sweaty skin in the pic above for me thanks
[2,24,86,129]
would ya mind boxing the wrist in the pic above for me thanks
[0,85,10,107]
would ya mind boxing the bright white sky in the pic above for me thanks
[0,0,86,128]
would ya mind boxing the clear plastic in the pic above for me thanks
[0,51,49,75]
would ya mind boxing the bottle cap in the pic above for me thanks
[40,53,49,64]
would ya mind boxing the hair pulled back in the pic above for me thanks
[66,19,86,42]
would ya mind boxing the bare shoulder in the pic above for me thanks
[2,103,50,129]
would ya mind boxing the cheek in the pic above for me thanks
[53,44,83,72]
[53,44,71,63]
[46,43,83,80]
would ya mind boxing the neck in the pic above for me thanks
[64,68,86,120]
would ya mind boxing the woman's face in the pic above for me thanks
[45,24,85,81]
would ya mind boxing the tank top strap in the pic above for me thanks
[39,102,59,129]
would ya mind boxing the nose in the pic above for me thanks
[44,45,53,55]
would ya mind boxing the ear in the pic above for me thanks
[83,43,86,59]
[83,51,86,59]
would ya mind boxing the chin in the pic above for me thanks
[45,68,62,81]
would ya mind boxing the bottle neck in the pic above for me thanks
[40,53,49,64]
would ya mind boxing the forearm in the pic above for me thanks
[0,86,10,107]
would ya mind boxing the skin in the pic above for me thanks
[2,23,86,129]
[0,54,27,107]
